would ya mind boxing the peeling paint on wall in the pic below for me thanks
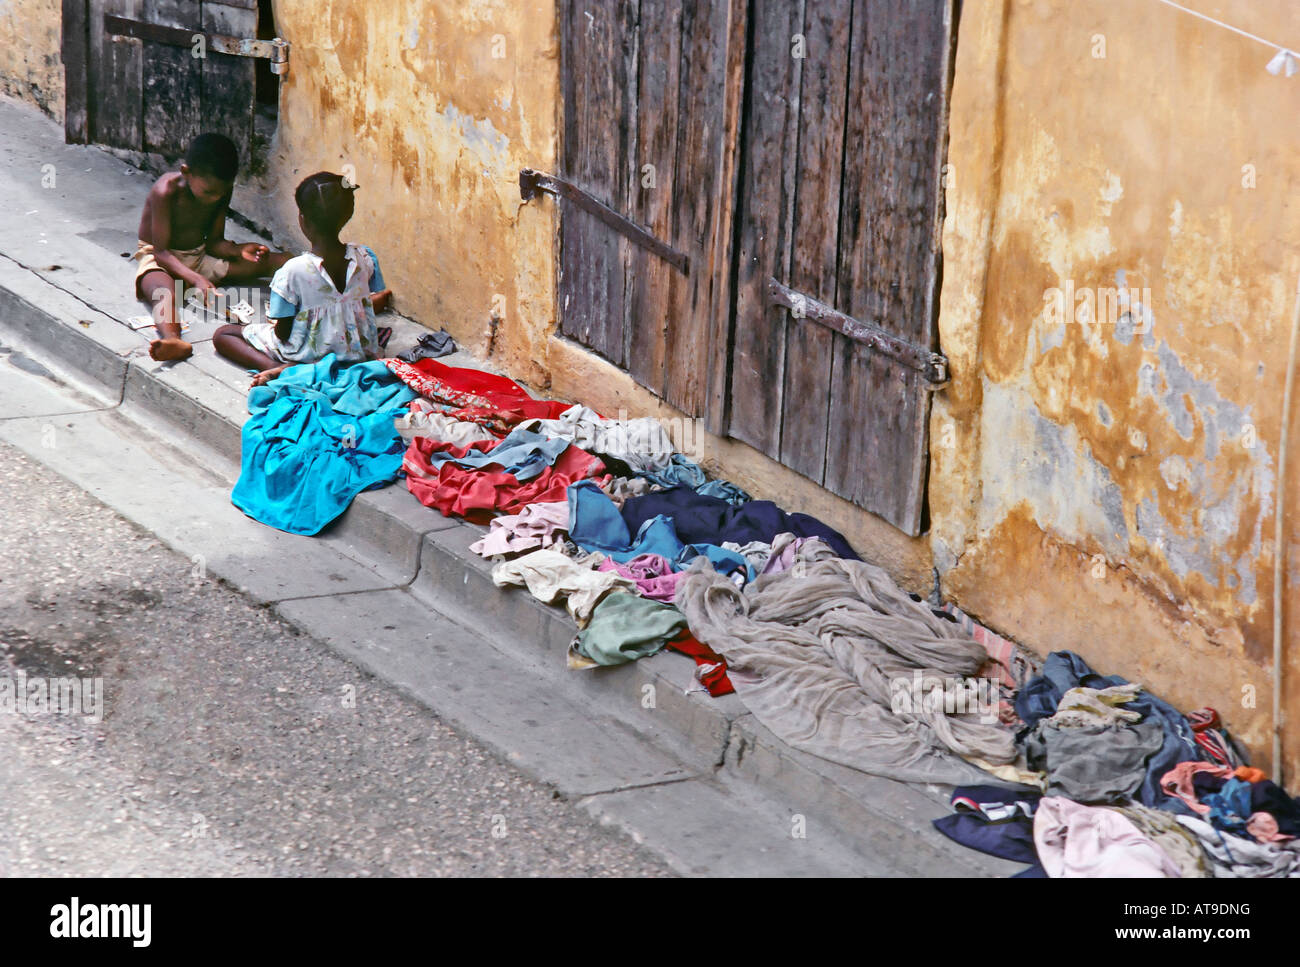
[0,0,61,119]
[936,0,1300,772]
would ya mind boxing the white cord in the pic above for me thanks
[1152,0,1296,54]
[1275,276,1300,785]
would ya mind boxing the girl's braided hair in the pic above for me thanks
[295,171,357,234]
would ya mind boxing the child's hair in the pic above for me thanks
[185,133,239,181]
[295,172,358,236]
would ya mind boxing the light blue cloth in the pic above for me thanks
[640,454,750,506]
[566,480,751,579]
[420,425,570,482]
[1203,778,1253,835]
[232,354,416,535]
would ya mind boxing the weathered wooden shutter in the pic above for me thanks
[557,0,741,420]
[64,0,262,165]
[728,0,954,536]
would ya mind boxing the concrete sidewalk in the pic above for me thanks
[0,94,1023,877]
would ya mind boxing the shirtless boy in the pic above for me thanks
[135,133,289,361]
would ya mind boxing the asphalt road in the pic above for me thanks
[0,436,672,877]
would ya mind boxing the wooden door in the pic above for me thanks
[555,0,957,535]
[63,0,258,165]
[728,0,955,535]
[557,0,744,420]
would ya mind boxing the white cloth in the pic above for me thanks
[1034,797,1182,878]
[395,399,498,447]
[1177,815,1300,878]
[470,502,570,557]
[523,405,675,474]
[491,549,635,623]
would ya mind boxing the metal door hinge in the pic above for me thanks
[520,168,688,275]
[104,14,290,75]
[767,278,948,384]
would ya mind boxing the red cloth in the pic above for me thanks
[384,357,572,435]
[666,630,734,697]
[403,435,605,523]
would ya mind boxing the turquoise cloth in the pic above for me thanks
[232,354,417,535]
[641,453,750,505]
[574,593,687,666]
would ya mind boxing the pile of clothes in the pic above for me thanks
[931,651,1300,877]
[232,351,1300,877]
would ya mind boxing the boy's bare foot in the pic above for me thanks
[370,289,392,314]
[149,337,193,362]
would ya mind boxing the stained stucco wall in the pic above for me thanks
[934,0,1300,772]
[0,0,62,118]
[242,0,560,389]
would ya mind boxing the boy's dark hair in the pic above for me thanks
[295,172,357,235]
[185,133,239,181]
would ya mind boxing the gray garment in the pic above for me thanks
[673,543,1015,784]
[396,329,457,362]
[1025,720,1164,803]
[1177,815,1300,878]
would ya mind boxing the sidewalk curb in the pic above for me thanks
[0,263,1017,877]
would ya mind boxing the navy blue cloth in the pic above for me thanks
[1250,780,1300,836]
[1013,651,1207,813]
[619,487,859,561]
[566,480,752,578]
[932,784,1043,877]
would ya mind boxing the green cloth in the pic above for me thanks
[574,594,687,666]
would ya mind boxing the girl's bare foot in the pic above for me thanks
[149,337,193,361]
[251,364,290,387]
[370,289,392,314]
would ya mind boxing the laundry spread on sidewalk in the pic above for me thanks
[231,349,1300,878]
[231,354,416,535]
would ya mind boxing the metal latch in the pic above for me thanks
[766,278,949,384]
[104,14,290,75]
[520,168,688,275]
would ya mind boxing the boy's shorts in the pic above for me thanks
[133,240,230,299]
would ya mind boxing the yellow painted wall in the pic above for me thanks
[934,0,1300,774]
[243,0,560,390]
[0,0,62,118]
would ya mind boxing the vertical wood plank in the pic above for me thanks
[823,0,953,534]
[95,0,144,150]
[558,0,634,368]
[625,0,681,397]
[63,0,91,143]
[701,0,749,436]
[777,0,851,482]
[662,0,729,416]
[141,0,203,156]
[201,1,257,167]
[726,0,805,458]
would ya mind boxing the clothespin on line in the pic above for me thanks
[1266,48,1298,78]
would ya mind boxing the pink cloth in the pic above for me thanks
[1247,812,1294,843]
[596,554,686,603]
[1034,797,1182,878]
[470,501,570,557]
[1159,762,1234,815]
[759,536,815,575]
